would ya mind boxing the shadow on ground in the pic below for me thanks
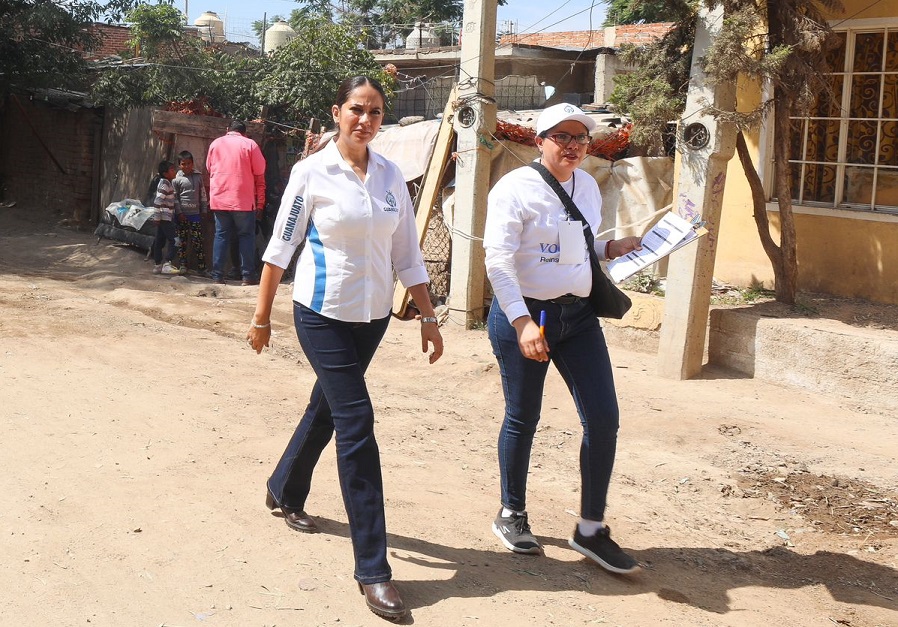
[298,517,898,618]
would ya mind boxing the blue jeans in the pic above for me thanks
[211,210,255,280]
[268,303,392,584]
[488,297,620,521]
[152,219,176,265]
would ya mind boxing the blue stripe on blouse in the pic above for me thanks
[308,222,327,311]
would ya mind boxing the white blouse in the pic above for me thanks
[483,163,608,323]
[263,140,429,323]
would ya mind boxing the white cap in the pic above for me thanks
[535,103,597,136]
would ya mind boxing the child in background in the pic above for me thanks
[151,160,180,275]
[172,151,208,276]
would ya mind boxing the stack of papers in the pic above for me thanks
[606,211,707,283]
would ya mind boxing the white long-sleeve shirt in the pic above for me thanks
[263,140,429,323]
[483,163,609,323]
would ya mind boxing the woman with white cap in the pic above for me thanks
[483,102,642,574]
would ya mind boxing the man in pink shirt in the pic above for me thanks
[207,120,266,285]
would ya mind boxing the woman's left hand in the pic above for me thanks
[406,284,444,363]
[420,322,444,364]
[608,236,643,259]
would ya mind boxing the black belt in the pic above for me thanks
[524,294,583,305]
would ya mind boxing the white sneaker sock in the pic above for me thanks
[501,507,524,518]
[577,518,605,536]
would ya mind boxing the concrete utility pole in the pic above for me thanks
[448,0,498,327]
[657,4,737,379]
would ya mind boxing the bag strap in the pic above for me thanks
[528,161,597,254]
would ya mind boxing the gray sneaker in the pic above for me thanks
[569,526,640,574]
[492,509,542,554]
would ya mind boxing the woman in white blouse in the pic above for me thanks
[483,103,641,575]
[247,76,442,621]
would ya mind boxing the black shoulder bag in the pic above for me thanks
[528,162,632,319]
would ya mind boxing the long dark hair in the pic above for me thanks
[310,76,387,155]
[335,75,386,108]
[145,160,174,204]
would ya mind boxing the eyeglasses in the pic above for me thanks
[546,132,591,146]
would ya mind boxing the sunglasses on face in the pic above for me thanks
[546,132,591,146]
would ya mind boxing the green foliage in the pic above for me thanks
[257,17,394,123]
[93,14,391,125]
[608,1,841,151]
[287,0,336,23]
[792,300,820,316]
[742,283,775,302]
[291,0,464,48]
[700,0,843,126]
[251,15,286,41]
[125,2,184,59]
[621,269,665,295]
[606,0,843,304]
[709,283,775,305]
[92,48,268,121]
[603,0,677,26]
[0,0,137,96]
[609,0,695,155]
[93,1,266,120]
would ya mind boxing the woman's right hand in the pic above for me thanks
[247,262,284,354]
[246,324,270,354]
[512,316,549,362]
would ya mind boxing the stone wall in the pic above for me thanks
[709,308,898,417]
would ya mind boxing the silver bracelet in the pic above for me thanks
[251,321,271,329]
[420,316,438,325]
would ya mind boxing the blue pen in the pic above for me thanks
[539,310,546,339]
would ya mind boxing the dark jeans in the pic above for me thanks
[488,297,620,521]
[211,210,255,280]
[152,219,176,265]
[268,303,392,584]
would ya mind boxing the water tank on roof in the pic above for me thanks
[195,11,225,43]
[406,22,439,50]
[264,20,296,54]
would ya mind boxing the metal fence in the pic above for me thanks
[392,75,544,121]
[421,197,452,304]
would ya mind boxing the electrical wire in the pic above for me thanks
[831,0,888,27]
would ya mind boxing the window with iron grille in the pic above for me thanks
[788,27,898,215]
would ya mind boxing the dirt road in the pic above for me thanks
[1,213,896,626]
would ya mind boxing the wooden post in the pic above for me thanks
[657,4,737,379]
[392,87,457,318]
[448,0,498,327]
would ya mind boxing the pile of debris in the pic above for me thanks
[494,118,632,161]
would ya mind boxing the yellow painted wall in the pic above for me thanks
[821,0,898,20]
[711,0,898,305]
[795,213,898,303]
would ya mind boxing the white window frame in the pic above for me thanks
[764,17,898,222]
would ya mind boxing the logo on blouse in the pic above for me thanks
[539,242,560,263]
[383,190,398,212]
[282,195,304,241]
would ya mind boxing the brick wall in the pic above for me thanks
[84,23,132,59]
[500,30,605,48]
[614,23,674,45]
[498,22,673,48]
[0,96,102,226]
[83,23,203,60]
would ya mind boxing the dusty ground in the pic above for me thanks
[1,206,896,627]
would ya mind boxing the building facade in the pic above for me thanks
[713,1,898,304]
